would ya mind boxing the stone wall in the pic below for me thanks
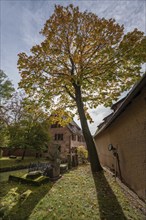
[1,147,37,157]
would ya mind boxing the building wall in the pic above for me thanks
[49,127,86,159]
[49,127,71,159]
[70,135,86,149]
[94,86,146,201]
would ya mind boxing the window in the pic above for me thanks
[78,136,85,142]
[77,136,85,142]
[54,134,63,141]
[51,123,62,128]
[51,124,56,128]
[72,134,76,141]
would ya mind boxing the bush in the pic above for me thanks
[77,146,88,164]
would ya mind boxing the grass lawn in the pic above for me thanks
[0,169,28,182]
[0,165,144,220]
[0,181,53,220]
[0,157,47,169]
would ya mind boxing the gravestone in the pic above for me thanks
[28,145,61,180]
[28,162,53,177]
[26,170,42,179]
[47,144,61,180]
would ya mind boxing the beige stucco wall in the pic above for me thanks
[94,86,146,201]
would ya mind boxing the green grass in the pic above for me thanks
[29,165,144,220]
[0,181,53,220]
[0,157,47,169]
[0,165,144,220]
[0,169,28,182]
[9,172,50,186]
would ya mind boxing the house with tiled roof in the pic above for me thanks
[94,74,146,202]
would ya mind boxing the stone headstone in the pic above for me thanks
[26,171,42,179]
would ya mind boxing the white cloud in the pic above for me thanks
[89,106,112,134]
[21,7,44,48]
[74,105,112,134]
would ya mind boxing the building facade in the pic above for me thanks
[94,74,146,202]
[48,120,86,160]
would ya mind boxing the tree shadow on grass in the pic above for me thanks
[2,182,54,220]
[93,171,127,220]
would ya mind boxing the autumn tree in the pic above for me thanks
[18,5,146,172]
[7,95,50,160]
[8,118,50,160]
[0,70,15,103]
[0,70,15,146]
[0,91,50,159]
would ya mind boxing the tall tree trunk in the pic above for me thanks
[74,84,102,172]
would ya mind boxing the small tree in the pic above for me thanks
[77,146,88,164]
[8,119,50,160]
[0,70,15,103]
[0,70,15,147]
[1,92,50,160]
[18,5,146,172]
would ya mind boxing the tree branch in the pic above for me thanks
[63,85,76,101]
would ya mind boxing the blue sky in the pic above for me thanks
[1,0,146,133]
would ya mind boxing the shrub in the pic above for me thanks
[77,146,88,164]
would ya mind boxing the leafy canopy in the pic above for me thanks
[18,4,146,121]
[7,96,51,150]
[0,70,15,102]
[8,119,50,150]
[0,70,15,146]
[0,91,50,149]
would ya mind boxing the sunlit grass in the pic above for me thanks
[1,187,19,214]
[29,165,144,220]
[0,181,53,220]
[0,169,28,182]
[0,165,144,220]
[0,187,32,216]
